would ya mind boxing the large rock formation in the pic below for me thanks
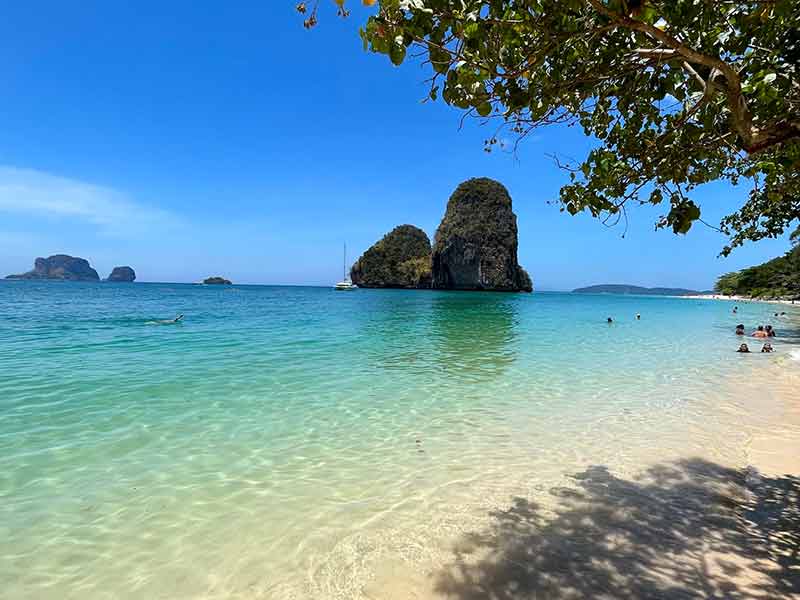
[5,255,100,281]
[203,276,232,285]
[351,225,432,289]
[431,178,532,292]
[106,266,136,282]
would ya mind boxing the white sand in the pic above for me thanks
[681,293,800,307]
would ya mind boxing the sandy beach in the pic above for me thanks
[681,293,800,307]
[358,359,800,600]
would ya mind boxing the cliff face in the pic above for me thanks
[351,225,432,289]
[6,255,100,281]
[431,178,532,292]
[106,266,136,282]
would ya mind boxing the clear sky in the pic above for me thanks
[0,2,793,290]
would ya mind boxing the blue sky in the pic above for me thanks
[0,2,793,290]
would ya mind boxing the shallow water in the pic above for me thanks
[1,282,798,598]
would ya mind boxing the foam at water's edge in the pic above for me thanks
[790,349,800,362]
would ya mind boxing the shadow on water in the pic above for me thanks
[430,292,519,383]
[434,458,800,599]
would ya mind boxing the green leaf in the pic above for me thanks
[389,42,406,66]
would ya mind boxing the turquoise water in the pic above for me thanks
[1,282,798,598]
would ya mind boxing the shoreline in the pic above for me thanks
[356,359,800,600]
[679,293,799,307]
[4,285,800,599]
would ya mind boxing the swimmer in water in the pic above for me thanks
[752,325,768,338]
[735,324,745,335]
[737,343,750,353]
[607,317,613,324]
[147,314,184,325]
[636,313,641,320]
[761,343,774,353]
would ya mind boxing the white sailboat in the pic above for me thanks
[334,243,358,291]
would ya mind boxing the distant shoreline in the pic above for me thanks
[678,293,799,307]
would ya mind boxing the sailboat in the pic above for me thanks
[334,243,358,291]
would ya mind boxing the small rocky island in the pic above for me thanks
[350,178,532,292]
[351,225,432,288]
[432,178,532,292]
[5,255,100,281]
[203,276,232,285]
[106,266,136,282]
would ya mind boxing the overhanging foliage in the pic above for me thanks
[304,1,800,253]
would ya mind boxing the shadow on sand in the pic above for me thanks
[434,458,799,599]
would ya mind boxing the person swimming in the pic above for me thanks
[761,343,774,353]
[147,314,184,325]
[752,325,768,338]
[766,325,776,337]
[635,313,641,320]
[607,317,613,324]
[737,343,750,353]
[732,306,738,314]
[735,324,745,335]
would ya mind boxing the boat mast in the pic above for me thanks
[343,243,346,281]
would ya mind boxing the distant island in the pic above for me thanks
[6,255,100,281]
[573,284,710,296]
[5,255,139,283]
[203,276,232,285]
[350,178,532,292]
[106,266,136,282]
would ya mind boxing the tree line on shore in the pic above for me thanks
[716,241,800,299]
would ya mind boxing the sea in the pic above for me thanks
[1,281,798,599]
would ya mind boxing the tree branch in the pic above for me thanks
[585,0,798,154]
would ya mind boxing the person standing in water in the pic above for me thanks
[737,343,751,353]
[735,324,745,335]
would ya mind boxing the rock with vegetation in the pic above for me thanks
[350,225,432,288]
[203,276,232,285]
[716,245,800,300]
[106,266,136,282]
[431,178,532,292]
[5,255,100,281]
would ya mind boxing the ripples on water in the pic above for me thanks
[0,281,798,598]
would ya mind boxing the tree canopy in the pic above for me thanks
[302,0,800,253]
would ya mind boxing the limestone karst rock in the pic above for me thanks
[6,255,100,281]
[431,178,532,292]
[350,225,432,289]
[106,266,136,282]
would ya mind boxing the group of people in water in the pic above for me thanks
[734,306,782,353]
